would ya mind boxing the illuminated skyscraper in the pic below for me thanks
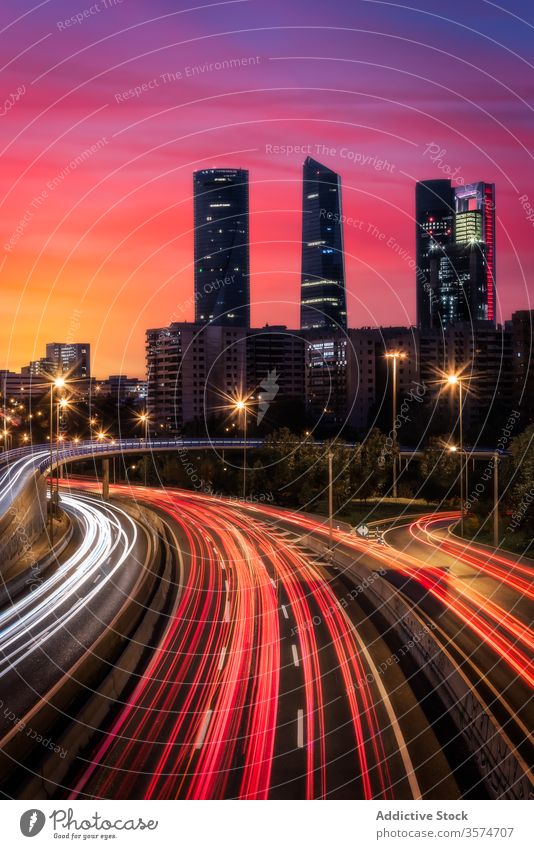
[300,157,347,330]
[193,168,250,327]
[415,179,455,330]
[455,182,496,325]
[416,179,496,329]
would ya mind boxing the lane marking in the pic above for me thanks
[281,604,289,620]
[352,631,422,800]
[297,709,304,748]
[218,646,227,671]
[224,602,230,623]
[291,644,300,667]
[225,580,229,594]
[195,709,213,749]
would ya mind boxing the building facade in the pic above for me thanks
[45,342,90,379]
[193,168,250,327]
[415,179,455,330]
[300,157,347,331]
[146,323,247,433]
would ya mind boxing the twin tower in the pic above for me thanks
[193,157,347,331]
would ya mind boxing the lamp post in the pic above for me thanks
[234,399,248,500]
[446,374,465,536]
[49,376,66,543]
[493,452,500,548]
[328,450,333,549]
[56,398,69,495]
[1,429,10,454]
[137,413,150,486]
[385,351,406,498]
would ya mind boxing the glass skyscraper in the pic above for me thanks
[415,179,455,330]
[455,182,496,325]
[416,179,496,329]
[193,168,250,327]
[300,157,347,330]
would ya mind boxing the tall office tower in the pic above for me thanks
[429,241,488,328]
[415,179,455,330]
[455,182,496,325]
[45,342,90,378]
[193,168,250,327]
[300,157,347,331]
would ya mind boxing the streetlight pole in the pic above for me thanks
[447,374,465,537]
[48,376,66,544]
[493,453,499,548]
[386,352,406,499]
[243,404,247,500]
[458,379,465,537]
[136,413,150,486]
[328,450,333,549]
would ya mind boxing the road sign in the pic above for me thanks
[356,524,369,537]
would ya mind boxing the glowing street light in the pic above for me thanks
[232,396,250,499]
[385,351,407,498]
[445,372,466,536]
[49,375,69,543]
[136,412,151,485]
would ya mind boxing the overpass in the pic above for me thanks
[0,437,507,565]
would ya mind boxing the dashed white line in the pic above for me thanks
[218,646,227,671]
[281,604,289,620]
[224,602,230,622]
[297,709,304,748]
[291,643,300,667]
[195,709,213,749]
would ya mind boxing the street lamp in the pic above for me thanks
[49,376,67,543]
[328,450,334,549]
[385,351,406,498]
[1,428,11,453]
[136,412,150,486]
[56,397,69,494]
[446,373,465,536]
[492,452,500,548]
[233,398,249,499]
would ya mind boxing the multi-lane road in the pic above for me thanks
[0,470,532,800]
[58,480,532,801]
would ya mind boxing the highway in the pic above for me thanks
[225,502,534,797]
[1,467,531,800]
[66,481,458,801]
[0,490,152,792]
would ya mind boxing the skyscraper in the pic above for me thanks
[193,168,250,327]
[300,157,347,330]
[415,179,455,330]
[429,241,488,328]
[455,182,496,325]
[416,179,496,329]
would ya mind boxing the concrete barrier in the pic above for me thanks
[0,470,47,570]
[0,502,177,799]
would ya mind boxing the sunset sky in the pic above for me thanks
[1,0,533,377]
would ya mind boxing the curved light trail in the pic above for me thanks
[69,482,416,801]
[0,492,139,678]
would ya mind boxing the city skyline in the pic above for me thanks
[2,0,533,378]
[3,158,528,380]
